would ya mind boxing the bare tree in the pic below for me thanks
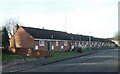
[5,18,19,38]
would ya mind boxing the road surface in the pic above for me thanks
[21,48,118,72]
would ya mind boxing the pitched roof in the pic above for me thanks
[21,26,114,43]
[22,26,71,40]
[68,34,89,41]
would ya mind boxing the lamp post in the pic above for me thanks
[79,38,81,47]
[70,36,73,51]
[89,32,91,49]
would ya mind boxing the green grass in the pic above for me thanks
[2,51,77,60]
[82,47,116,50]
[49,51,77,57]
[2,53,28,61]
[50,47,116,57]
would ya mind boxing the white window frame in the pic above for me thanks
[61,46,64,49]
[79,42,81,47]
[75,42,77,46]
[51,45,54,50]
[102,43,104,45]
[56,41,59,46]
[71,46,74,49]
[82,41,84,45]
[86,42,89,45]
[39,40,45,46]
[95,42,97,45]
[92,42,94,45]
[64,41,67,46]
[35,45,38,50]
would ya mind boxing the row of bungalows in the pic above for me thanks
[9,26,116,56]
[67,34,115,49]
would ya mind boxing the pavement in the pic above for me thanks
[2,49,99,72]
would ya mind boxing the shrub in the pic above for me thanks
[73,47,82,53]
[2,48,16,55]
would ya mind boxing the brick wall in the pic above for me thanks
[10,27,34,49]
[50,41,69,51]
[34,40,48,51]
[34,40,70,52]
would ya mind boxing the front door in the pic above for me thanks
[47,41,51,50]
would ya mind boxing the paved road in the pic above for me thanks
[21,48,118,72]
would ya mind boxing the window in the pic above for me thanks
[39,40,45,46]
[102,43,104,45]
[51,45,54,50]
[92,42,94,45]
[75,42,77,46]
[79,42,82,47]
[71,46,74,49]
[82,41,84,45]
[35,45,38,50]
[95,42,97,45]
[64,41,67,46]
[86,42,89,45]
[61,46,64,49]
[56,41,59,46]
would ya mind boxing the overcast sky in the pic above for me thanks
[0,0,119,38]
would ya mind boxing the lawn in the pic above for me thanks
[49,51,77,57]
[82,46,116,51]
[2,51,78,60]
[49,47,116,57]
[2,53,28,61]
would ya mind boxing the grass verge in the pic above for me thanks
[2,53,29,61]
[82,47,116,51]
[49,51,77,57]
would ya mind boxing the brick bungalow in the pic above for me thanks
[68,34,116,49]
[9,26,71,56]
[9,26,116,56]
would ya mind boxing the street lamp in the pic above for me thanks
[79,38,81,47]
[89,32,91,49]
[71,37,73,51]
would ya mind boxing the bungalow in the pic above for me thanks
[9,26,71,56]
[9,26,116,56]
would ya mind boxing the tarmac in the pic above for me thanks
[2,49,98,73]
